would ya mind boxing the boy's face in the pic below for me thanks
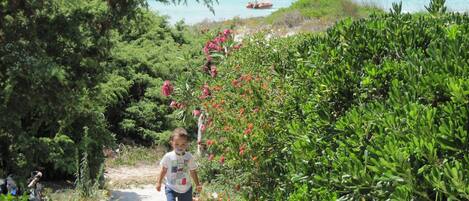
[171,136,188,153]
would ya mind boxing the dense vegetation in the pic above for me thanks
[186,2,469,200]
[0,0,208,186]
[2,0,469,200]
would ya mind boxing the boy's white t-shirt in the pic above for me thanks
[160,151,198,193]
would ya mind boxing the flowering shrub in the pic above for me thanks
[203,29,237,63]
[160,28,242,142]
[165,6,469,200]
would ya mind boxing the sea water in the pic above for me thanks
[355,0,469,13]
[148,0,296,24]
[149,0,469,25]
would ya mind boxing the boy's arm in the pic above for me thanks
[156,167,167,191]
[190,170,202,192]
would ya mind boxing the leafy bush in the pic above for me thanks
[104,10,206,145]
[0,0,144,180]
[193,2,469,200]
[0,0,206,183]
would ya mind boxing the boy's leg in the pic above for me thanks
[176,187,193,201]
[165,186,176,201]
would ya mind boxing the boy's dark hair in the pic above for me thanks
[171,128,189,141]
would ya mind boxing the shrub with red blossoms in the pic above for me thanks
[203,29,240,61]
[222,29,232,36]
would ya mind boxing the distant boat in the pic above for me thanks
[246,1,273,9]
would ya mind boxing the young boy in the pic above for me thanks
[156,128,202,201]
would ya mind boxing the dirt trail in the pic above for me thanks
[106,164,166,201]
[110,184,166,201]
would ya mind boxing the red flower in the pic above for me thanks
[219,155,225,164]
[220,36,227,43]
[247,123,254,130]
[223,29,232,36]
[206,139,214,146]
[161,80,174,96]
[252,156,257,161]
[214,36,227,43]
[207,41,221,52]
[193,109,201,117]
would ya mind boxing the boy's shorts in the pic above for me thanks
[165,186,192,201]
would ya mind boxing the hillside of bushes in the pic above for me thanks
[263,0,382,26]
[183,2,469,200]
[2,0,469,200]
[0,0,207,183]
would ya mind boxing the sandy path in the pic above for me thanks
[106,164,166,201]
[110,184,166,201]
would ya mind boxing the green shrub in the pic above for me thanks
[0,0,141,180]
[195,3,469,200]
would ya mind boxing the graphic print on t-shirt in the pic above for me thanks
[169,157,189,186]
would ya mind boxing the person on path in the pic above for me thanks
[156,128,202,201]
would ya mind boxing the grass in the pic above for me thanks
[197,182,245,201]
[46,188,110,201]
[42,145,166,200]
[41,180,110,201]
[105,144,166,168]
[265,0,383,23]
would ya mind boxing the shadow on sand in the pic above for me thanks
[111,191,143,201]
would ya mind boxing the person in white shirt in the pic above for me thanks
[156,128,202,201]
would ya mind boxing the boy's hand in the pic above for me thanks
[156,183,162,192]
[196,184,202,192]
